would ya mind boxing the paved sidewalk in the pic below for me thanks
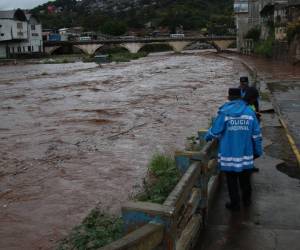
[195,106,300,250]
[268,80,300,149]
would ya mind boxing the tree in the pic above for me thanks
[100,21,128,36]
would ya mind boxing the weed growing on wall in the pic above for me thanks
[254,37,274,58]
[58,209,123,250]
[136,154,180,204]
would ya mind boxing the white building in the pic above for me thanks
[0,9,43,58]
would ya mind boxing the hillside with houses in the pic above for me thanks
[31,0,234,36]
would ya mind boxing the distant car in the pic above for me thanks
[170,33,185,38]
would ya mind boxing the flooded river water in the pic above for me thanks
[0,51,247,249]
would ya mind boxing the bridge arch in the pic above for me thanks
[73,44,104,56]
[94,44,131,55]
[44,46,62,55]
[212,40,235,51]
[139,43,173,53]
[120,43,145,54]
[207,41,220,51]
[167,41,193,53]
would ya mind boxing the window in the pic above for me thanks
[17,22,23,29]
[38,46,42,52]
[18,47,21,53]
[234,3,248,13]
[0,25,2,28]
[23,47,25,52]
[28,46,31,52]
[32,46,34,52]
[31,25,36,30]
[1,33,4,36]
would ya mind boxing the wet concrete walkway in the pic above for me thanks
[268,80,300,149]
[196,100,300,249]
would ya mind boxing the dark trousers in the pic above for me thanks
[226,170,252,206]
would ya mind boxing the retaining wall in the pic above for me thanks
[99,131,220,250]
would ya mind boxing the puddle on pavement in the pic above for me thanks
[263,126,300,179]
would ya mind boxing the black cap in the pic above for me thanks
[228,88,241,98]
[244,87,259,102]
[240,76,249,83]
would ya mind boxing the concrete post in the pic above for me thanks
[73,44,104,55]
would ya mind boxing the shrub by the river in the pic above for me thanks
[254,37,274,58]
[136,153,180,204]
[244,26,261,42]
[110,51,148,62]
[58,209,123,250]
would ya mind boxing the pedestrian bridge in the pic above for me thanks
[44,36,236,55]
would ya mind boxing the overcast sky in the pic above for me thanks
[0,0,54,10]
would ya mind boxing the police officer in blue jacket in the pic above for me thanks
[205,88,263,211]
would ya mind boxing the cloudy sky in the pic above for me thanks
[0,0,54,10]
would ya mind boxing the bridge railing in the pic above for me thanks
[99,131,220,250]
[44,35,236,45]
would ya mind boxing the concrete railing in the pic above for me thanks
[99,131,219,250]
[44,36,236,46]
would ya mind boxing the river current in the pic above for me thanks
[0,51,247,249]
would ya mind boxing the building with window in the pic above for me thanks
[234,0,250,50]
[0,9,43,58]
[234,0,289,51]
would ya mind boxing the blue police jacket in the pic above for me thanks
[205,99,263,172]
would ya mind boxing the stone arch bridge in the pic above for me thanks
[44,36,236,56]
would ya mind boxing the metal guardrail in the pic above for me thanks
[99,131,219,250]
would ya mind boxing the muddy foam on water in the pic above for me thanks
[0,52,246,249]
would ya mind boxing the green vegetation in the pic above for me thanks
[254,37,274,58]
[259,91,270,101]
[58,209,123,250]
[244,26,261,42]
[100,21,128,36]
[32,0,234,35]
[82,56,95,63]
[136,154,180,204]
[185,136,201,151]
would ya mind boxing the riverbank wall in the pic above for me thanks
[95,134,220,250]
[92,54,264,249]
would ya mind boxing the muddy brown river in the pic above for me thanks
[0,51,249,249]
